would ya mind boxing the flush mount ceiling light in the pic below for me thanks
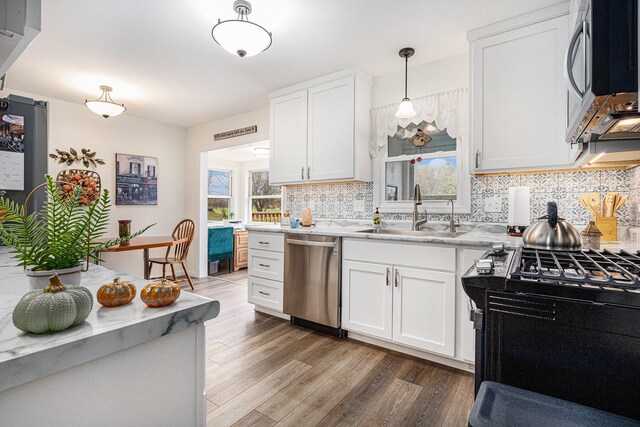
[253,147,270,157]
[84,86,126,118]
[211,0,272,58]
[395,47,417,119]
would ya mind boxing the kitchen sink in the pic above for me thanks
[357,228,467,238]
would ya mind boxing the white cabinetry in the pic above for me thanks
[247,232,285,314]
[469,3,572,172]
[342,239,456,357]
[269,68,372,184]
[393,267,455,356]
[269,91,308,184]
[342,261,392,340]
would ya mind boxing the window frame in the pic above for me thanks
[207,169,233,222]
[247,169,283,223]
[373,133,470,214]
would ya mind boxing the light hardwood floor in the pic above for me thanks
[189,270,474,427]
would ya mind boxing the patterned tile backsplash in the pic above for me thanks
[285,168,635,226]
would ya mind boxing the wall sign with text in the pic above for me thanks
[214,125,257,141]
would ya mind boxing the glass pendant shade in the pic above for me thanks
[85,86,126,118]
[212,1,272,58]
[395,99,417,119]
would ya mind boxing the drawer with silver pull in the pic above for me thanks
[248,249,284,282]
[248,232,284,253]
[248,276,283,312]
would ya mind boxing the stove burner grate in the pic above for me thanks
[511,248,640,290]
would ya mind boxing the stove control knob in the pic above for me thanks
[492,243,505,253]
[476,258,494,274]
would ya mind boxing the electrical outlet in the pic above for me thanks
[354,200,365,211]
[484,196,502,213]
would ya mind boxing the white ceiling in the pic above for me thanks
[6,0,561,128]
[208,140,270,163]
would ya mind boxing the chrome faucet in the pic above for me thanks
[411,184,428,231]
[447,199,460,233]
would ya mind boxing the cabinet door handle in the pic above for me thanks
[258,291,270,296]
[301,167,304,180]
[307,167,310,180]
[258,241,269,245]
[386,268,390,286]
[258,263,270,268]
[475,150,480,169]
[394,269,399,287]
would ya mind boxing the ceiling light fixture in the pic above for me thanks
[395,47,417,119]
[85,86,126,118]
[211,0,272,58]
[254,147,270,157]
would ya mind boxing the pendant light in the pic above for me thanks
[85,86,126,118]
[211,0,272,58]
[395,47,417,119]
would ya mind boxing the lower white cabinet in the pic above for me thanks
[342,261,392,340]
[393,267,455,357]
[342,260,455,357]
[248,275,283,312]
[247,232,285,314]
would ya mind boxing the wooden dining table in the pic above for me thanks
[97,236,182,279]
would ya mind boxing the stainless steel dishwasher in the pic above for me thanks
[284,234,344,337]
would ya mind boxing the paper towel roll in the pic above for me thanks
[508,187,530,226]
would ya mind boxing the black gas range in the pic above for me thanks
[462,245,640,421]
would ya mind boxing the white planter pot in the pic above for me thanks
[25,264,84,290]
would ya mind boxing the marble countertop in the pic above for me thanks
[245,221,524,248]
[0,250,220,393]
[245,221,640,252]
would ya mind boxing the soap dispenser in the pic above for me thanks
[373,207,382,228]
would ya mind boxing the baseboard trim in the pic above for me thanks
[348,331,474,373]
[254,306,290,321]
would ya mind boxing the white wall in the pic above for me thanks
[186,107,269,277]
[371,53,469,107]
[0,88,188,278]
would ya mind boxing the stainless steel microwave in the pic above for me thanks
[566,0,639,166]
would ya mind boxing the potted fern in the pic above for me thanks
[0,175,153,289]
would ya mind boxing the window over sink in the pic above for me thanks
[375,120,470,214]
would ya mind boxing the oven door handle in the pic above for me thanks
[467,297,475,322]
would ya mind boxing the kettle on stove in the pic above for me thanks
[522,201,582,251]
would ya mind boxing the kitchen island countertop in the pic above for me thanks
[0,249,220,394]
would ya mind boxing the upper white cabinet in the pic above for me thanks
[269,68,372,185]
[468,3,572,172]
[269,90,308,184]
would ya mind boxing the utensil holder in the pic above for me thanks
[595,216,617,241]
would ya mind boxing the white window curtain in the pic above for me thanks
[370,88,469,158]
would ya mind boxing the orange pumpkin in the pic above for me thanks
[97,277,137,307]
[140,279,181,307]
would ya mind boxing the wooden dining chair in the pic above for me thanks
[147,219,195,290]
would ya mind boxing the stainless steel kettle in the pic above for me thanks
[522,202,582,251]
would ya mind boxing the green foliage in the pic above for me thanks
[0,175,154,270]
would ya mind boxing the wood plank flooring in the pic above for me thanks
[187,270,474,427]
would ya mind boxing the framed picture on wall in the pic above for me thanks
[386,185,398,201]
[115,153,158,205]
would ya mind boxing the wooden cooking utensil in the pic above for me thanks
[613,195,628,216]
[584,193,600,217]
[579,195,597,218]
[603,193,617,217]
